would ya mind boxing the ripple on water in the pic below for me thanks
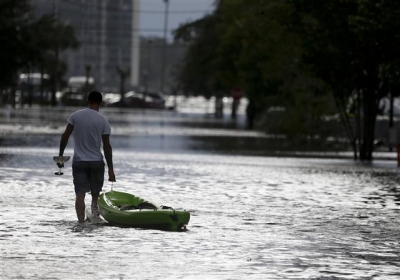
[0,148,400,279]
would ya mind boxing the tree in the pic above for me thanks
[173,0,400,159]
[216,0,305,126]
[0,0,31,91]
[174,13,222,98]
[175,0,333,135]
[288,0,400,160]
[0,0,78,106]
[117,66,130,100]
[174,1,288,119]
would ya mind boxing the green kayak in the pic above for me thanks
[98,190,190,231]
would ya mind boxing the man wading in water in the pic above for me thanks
[57,91,116,223]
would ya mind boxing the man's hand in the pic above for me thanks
[108,169,116,182]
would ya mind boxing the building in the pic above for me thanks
[30,0,140,92]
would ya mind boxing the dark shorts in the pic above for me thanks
[72,161,105,194]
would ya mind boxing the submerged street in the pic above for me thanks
[1,102,400,279]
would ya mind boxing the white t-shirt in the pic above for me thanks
[67,108,111,161]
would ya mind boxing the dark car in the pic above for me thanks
[60,89,87,106]
[144,92,165,109]
[108,91,165,109]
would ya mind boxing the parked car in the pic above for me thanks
[59,76,95,106]
[60,89,87,106]
[145,92,166,109]
[108,91,165,109]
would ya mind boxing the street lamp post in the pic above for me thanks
[52,0,59,106]
[142,40,152,105]
[160,0,169,94]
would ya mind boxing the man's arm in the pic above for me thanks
[102,134,116,182]
[57,123,73,167]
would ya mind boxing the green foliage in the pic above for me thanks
[288,0,400,159]
[0,0,31,88]
[175,0,333,140]
[174,0,312,106]
[174,14,221,97]
[174,0,400,158]
[0,0,79,94]
[217,0,300,98]
[260,90,340,142]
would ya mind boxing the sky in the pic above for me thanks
[139,0,216,41]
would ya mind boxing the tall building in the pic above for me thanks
[30,0,140,92]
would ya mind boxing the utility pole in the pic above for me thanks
[143,40,152,105]
[85,65,92,93]
[131,0,140,89]
[52,0,59,106]
[117,66,130,102]
[389,92,394,152]
[160,0,169,93]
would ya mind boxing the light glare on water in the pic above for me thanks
[0,107,400,279]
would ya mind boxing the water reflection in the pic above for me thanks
[0,106,351,155]
[360,171,400,208]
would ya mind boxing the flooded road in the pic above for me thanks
[1,103,400,279]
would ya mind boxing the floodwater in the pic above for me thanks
[1,98,400,279]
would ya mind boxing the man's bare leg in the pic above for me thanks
[91,192,100,217]
[75,193,86,223]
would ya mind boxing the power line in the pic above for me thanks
[54,0,213,14]
[68,41,188,49]
[140,9,211,14]
[72,27,177,33]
